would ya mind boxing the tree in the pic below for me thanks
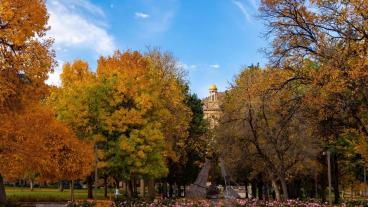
[218,66,319,200]
[260,0,368,202]
[165,91,209,197]
[143,49,197,198]
[97,50,191,198]
[181,92,209,185]
[47,60,100,198]
[0,0,54,114]
[49,50,192,199]
[0,0,54,204]
[0,104,93,203]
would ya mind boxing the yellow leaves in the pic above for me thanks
[61,60,95,87]
[221,65,320,178]
[341,129,368,163]
[137,150,146,159]
[48,50,191,180]
[108,108,145,132]
[120,137,135,153]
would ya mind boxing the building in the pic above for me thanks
[202,84,224,128]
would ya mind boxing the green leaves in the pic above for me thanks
[48,50,192,182]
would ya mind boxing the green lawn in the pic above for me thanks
[5,187,115,202]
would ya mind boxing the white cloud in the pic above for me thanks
[71,0,105,17]
[135,12,150,19]
[46,0,115,86]
[146,10,175,34]
[210,64,220,69]
[136,2,179,36]
[232,0,252,23]
[179,62,197,70]
[45,60,64,86]
[47,0,115,55]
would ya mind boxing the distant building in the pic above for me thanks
[202,84,224,128]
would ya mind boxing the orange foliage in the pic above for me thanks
[0,0,54,114]
[61,59,95,87]
[0,104,93,182]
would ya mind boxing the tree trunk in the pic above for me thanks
[147,179,155,201]
[30,179,34,191]
[104,177,108,198]
[163,181,168,198]
[87,175,93,199]
[0,174,6,205]
[280,176,288,200]
[139,179,144,198]
[70,180,75,202]
[169,182,173,198]
[332,153,340,204]
[59,181,64,192]
[314,171,318,199]
[251,180,257,198]
[123,181,128,197]
[127,180,133,198]
[244,182,249,198]
[320,168,327,202]
[271,179,281,201]
[133,177,137,196]
[257,177,264,200]
[350,183,353,200]
[265,184,270,201]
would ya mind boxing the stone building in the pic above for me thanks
[187,84,241,199]
[202,84,224,129]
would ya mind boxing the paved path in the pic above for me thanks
[20,203,66,207]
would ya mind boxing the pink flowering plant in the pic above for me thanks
[112,198,337,207]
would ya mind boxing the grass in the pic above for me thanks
[5,187,116,203]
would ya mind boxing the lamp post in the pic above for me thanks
[327,151,332,205]
[323,150,332,205]
[364,163,367,197]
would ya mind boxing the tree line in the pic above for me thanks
[217,0,368,204]
[0,0,209,205]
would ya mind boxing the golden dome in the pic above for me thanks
[209,84,217,91]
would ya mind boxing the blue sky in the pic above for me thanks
[45,0,268,98]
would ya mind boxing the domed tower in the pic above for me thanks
[187,84,239,199]
[209,84,218,102]
[202,84,223,129]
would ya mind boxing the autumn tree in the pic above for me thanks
[30,106,94,187]
[0,0,54,114]
[0,104,93,203]
[260,0,368,202]
[144,49,196,198]
[49,50,192,199]
[60,59,95,87]
[97,50,191,198]
[164,91,209,197]
[0,0,54,204]
[47,60,99,198]
[218,66,319,200]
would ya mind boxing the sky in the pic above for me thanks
[45,0,268,98]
